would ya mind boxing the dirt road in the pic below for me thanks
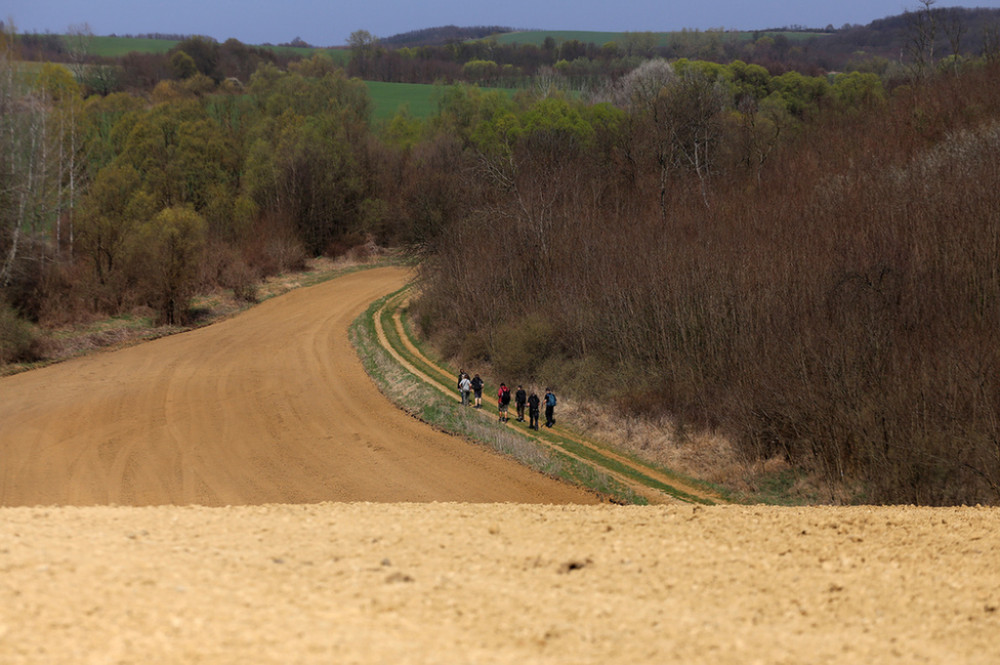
[0,266,595,506]
[1,266,997,663]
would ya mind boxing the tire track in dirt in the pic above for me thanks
[0,267,597,506]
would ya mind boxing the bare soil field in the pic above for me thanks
[1,266,998,663]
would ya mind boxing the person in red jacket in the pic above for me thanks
[497,383,512,423]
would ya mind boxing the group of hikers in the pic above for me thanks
[457,372,557,430]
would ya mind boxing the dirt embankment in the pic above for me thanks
[1,266,997,663]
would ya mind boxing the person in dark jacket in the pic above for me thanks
[514,385,527,422]
[544,388,556,427]
[471,374,484,409]
[527,392,541,430]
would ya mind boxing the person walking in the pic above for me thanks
[527,391,541,430]
[544,388,557,428]
[514,385,527,422]
[459,373,472,406]
[471,374,484,409]
[497,383,512,423]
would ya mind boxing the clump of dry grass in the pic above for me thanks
[560,395,747,489]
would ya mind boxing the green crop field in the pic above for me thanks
[86,36,180,57]
[365,81,441,120]
[365,81,517,121]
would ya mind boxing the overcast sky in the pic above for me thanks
[6,0,997,46]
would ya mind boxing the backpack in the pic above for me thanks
[545,392,556,407]
[500,386,511,405]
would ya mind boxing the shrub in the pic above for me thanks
[0,304,40,364]
[491,313,557,380]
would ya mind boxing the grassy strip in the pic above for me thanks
[352,289,644,504]
[398,303,727,492]
[381,291,713,504]
[377,292,454,389]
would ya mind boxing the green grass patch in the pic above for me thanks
[365,81,442,120]
[84,36,180,57]
[744,468,811,506]
[366,81,518,120]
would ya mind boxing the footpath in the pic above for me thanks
[366,283,726,506]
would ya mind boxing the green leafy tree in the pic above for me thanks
[170,51,198,79]
[728,60,772,102]
[245,109,363,254]
[462,59,499,84]
[171,36,221,80]
[115,100,238,213]
[347,29,380,79]
[830,71,886,110]
[132,205,207,324]
[75,164,155,307]
[772,71,830,117]
[384,105,424,150]
[32,63,87,251]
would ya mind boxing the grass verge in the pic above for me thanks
[395,304,726,504]
[351,288,645,504]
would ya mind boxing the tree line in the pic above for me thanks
[11,7,1000,99]
[3,15,1000,503]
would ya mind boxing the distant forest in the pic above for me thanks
[379,25,516,47]
[9,7,1000,90]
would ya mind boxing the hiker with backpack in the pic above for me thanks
[544,388,557,428]
[497,383,512,423]
[527,392,541,430]
[514,385,527,422]
[471,374,484,409]
[459,373,472,406]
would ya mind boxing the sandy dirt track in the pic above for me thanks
[2,267,999,663]
[0,266,595,506]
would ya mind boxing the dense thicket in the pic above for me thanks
[414,62,1000,505]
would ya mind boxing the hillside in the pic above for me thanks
[379,24,515,46]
